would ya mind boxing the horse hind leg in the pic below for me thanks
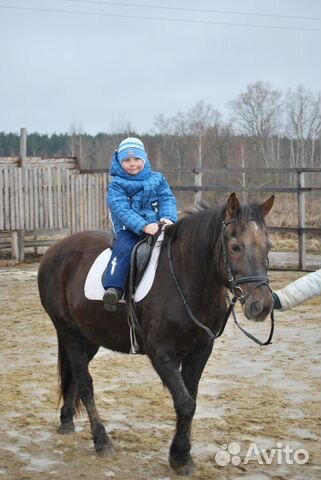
[56,329,114,456]
[57,334,97,434]
[57,334,78,434]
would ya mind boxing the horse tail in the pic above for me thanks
[57,334,83,415]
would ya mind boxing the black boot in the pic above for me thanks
[103,288,122,312]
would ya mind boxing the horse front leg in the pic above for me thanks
[150,353,196,476]
[181,341,214,401]
[170,341,214,474]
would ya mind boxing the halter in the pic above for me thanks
[167,217,274,347]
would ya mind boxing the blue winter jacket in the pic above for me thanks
[107,151,178,235]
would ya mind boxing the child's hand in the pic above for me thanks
[160,218,174,225]
[143,223,159,236]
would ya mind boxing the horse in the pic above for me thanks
[38,192,274,475]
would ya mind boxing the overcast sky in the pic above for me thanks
[1,0,320,134]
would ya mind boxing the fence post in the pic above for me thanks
[194,135,203,206]
[241,143,247,202]
[11,230,25,261]
[297,170,306,270]
[20,128,27,167]
[194,168,202,206]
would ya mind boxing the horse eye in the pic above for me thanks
[231,244,241,252]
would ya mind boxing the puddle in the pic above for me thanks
[26,457,60,471]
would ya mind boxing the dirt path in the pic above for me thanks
[0,264,320,480]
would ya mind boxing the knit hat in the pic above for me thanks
[117,137,148,164]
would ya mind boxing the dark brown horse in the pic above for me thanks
[38,193,274,475]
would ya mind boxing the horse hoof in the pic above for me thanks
[170,456,196,476]
[58,422,75,434]
[95,441,116,457]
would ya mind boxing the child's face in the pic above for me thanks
[121,157,145,175]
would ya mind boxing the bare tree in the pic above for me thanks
[108,114,133,136]
[229,81,283,167]
[185,102,222,204]
[153,113,174,136]
[186,101,221,166]
[285,86,321,168]
[153,110,189,170]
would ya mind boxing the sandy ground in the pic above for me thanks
[0,264,320,480]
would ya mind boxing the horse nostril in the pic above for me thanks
[250,301,263,317]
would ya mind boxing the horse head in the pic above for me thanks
[222,192,274,322]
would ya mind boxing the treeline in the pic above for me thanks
[0,132,71,158]
[1,82,320,175]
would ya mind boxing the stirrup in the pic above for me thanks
[103,289,120,312]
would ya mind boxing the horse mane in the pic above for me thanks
[165,200,267,275]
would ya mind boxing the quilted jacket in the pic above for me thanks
[275,269,321,311]
[107,151,178,235]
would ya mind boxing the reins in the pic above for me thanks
[230,303,275,346]
[167,240,221,340]
[167,218,275,346]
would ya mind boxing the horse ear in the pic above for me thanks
[226,192,240,219]
[260,195,275,217]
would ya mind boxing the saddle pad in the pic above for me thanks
[84,231,164,303]
[84,249,112,300]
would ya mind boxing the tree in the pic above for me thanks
[285,86,321,167]
[153,102,222,170]
[185,102,222,203]
[186,101,221,166]
[229,81,283,167]
[0,132,20,156]
[153,109,190,171]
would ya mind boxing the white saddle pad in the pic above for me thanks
[84,231,164,303]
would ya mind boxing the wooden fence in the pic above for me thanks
[0,167,108,232]
[0,161,320,269]
[0,165,109,260]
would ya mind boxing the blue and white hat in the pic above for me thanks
[117,137,147,164]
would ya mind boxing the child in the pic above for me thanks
[102,137,178,311]
[273,268,321,310]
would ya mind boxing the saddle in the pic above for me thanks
[129,231,162,291]
[127,228,164,354]
[84,229,164,304]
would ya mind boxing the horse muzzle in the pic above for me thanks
[242,290,273,322]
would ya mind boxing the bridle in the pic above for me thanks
[167,217,275,346]
[221,218,271,303]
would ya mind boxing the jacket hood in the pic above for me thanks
[109,150,152,181]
